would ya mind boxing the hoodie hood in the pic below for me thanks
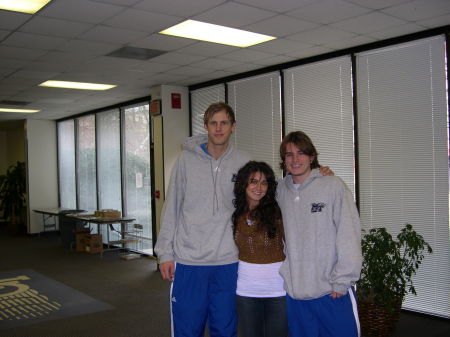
[285,167,323,192]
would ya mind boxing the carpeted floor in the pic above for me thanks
[0,269,113,329]
[0,228,448,337]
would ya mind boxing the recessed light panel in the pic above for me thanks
[0,108,39,113]
[39,80,116,90]
[0,0,52,14]
[159,20,276,47]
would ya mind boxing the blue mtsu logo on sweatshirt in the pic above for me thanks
[311,202,325,213]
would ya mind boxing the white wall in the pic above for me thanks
[157,85,190,194]
[26,119,58,234]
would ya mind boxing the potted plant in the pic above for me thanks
[0,161,27,234]
[357,223,432,337]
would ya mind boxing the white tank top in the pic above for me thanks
[236,260,286,297]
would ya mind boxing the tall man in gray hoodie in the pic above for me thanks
[154,102,250,337]
[277,131,362,337]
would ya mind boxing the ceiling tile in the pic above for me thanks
[345,0,414,10]
[141,62,179,73]
[224,62,267,74]
[133,0,226,18]
[189,58,240,70]
[330,12,408,34]
[323,35,377,50]
[286,46,334,59]
[288,0,372,24]
[3,32,68,51]
[131,33,196,51]
[175,42,239,57]
[244,15,319,37]
[234,0,315,13]
[0,46,47,61]
[166,66,213,77]
[0,58,29,69]
[93,0,141,5]
[19,16,93,38]
[78,25,148,44]
[287,26,357,45]
[39,0,125,24]
[193,2,276,28]
[382,0,450,21]
[0,29,10,40]
[35,51,93,66]
[252,54,298,66]
[418,14,450,28]
[220,49,276,62]
[148,52,206,65]
[9,70,60,80]
[103,8,182,33]
[0,11,30,30]
[249,38,313,54]
[367,22,426,39]
[56,39,120,56]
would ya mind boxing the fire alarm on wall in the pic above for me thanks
[150,99,161,115]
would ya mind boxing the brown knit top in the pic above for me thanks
[234,214,285,264]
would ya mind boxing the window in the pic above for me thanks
[58,120,76,209]
[356,36,449,317]
[97,109,121,212]
[228,72,282,177]
[191,84,225,135]
[76,115,97,212]
[284,56,355,195]
[123,104,153,253]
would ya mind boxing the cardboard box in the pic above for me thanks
[85,234,103,254]
[94,209,121,218]
[75,228,90,252]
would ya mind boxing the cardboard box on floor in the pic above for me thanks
[85,234,103,254]
[75,228,90,252]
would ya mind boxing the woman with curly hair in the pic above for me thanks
[232,161,287,337]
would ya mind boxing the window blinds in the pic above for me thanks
[356,36,449,318]
[284,56,355,195]
[190,84,225,136]
[227,72,283,177]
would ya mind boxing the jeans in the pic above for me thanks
[236,295,288,337]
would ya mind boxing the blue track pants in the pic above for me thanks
[170,262,238,337]
[286,288,360,337]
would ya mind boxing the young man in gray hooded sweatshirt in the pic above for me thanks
[154,102,250,337]
[277,131,362,337]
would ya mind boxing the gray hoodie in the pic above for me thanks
[277,168,362,299]
[154,134,250,266]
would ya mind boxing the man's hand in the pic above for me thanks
[330,291,344,299]
[159,261,175,281]
[319,165,334,176]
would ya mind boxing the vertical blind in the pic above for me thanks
[284,56,355,195]
[227,72,283,177]
[190,84,225,136]
[356,36,449,317]
[57,120,76,209]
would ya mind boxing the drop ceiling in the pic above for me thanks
[0,0,449,121]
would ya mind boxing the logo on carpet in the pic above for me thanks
[0,269,113,330]
[0,275,62,322]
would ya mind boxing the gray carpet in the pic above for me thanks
[0,269,113,329]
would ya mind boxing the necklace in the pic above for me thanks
[246,218,254,226]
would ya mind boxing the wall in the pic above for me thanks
[26,119,58,234]
[152,85,190,194]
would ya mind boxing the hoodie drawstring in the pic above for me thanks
[210,156,224,215]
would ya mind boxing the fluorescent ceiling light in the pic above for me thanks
[0,0,52,14]
[160,20,276,47]
[39,80,116,90]
[0,108,39,113]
